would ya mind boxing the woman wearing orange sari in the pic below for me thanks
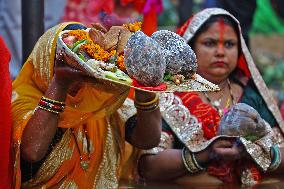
[139,8,284,185]
[12,23,161,188]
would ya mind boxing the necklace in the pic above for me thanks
[71,127,91,171]
[203,79,235,116]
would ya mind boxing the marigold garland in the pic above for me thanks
[65,29,126,70]
[123,22,142,33]
[65,26,133,71]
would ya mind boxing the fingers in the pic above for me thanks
[213,140,233,148]
[55,51,65,66]
[213,147,239,160]
[210,139,243,161]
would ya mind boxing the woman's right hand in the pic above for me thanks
[53,51,95,90]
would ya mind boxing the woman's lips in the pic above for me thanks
[212,61,227,67]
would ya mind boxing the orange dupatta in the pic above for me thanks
[12,22,130,189]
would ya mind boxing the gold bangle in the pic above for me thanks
[134,93,159,106]
[182,148,200,173]
[135,103,160,112]
[42,96,65,105]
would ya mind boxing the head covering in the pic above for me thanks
[177,8,284,132]
[157,9,283,184]
[12,22,129,188]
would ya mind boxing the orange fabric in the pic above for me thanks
[12,23,129,188]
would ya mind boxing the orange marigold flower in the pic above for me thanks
[116,55,126,71]
[66,29,127,71]
[123,22,142,33]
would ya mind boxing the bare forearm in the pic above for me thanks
[130,108,161,149]
[129,90,161,149]
[21,79,68,162]
[139,149,187,180]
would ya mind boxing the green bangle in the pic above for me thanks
[269,145,281,172]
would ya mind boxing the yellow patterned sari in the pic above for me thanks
[12,22,134,189]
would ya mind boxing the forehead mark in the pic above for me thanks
[218,18,225,49]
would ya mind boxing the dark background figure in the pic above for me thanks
[271,0,284,20]
[177,0,193,27]
[216,0,257,47]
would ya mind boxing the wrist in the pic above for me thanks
[45,78,69,102]
[134,91,159,112]
[51,76,70,93]
[182,147,206,174]
[194,150,210,167]
[134,90,157,103]
[52,75,73,91]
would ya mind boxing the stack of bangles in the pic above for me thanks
[181,147,205,173]
[37,96,65,115]
[134,93,159,112]
[269,145,282,172]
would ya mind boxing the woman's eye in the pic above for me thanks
[203,41,215,47]
[224,41,236,48]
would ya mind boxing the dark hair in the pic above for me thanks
[188,15,241,55]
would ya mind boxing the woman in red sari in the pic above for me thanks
[138,8,284,185]
[0,36,12,188]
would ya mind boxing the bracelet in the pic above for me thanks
[134,100,159,112]
[134,93,159,106]
[192,152,206,171]
[42,96,65,105]
[181,147,200,173]
[269,145,282,172]
[134,93,159,112]
[37,105,61,115]
[37,96,65,114]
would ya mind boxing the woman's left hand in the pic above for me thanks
[212,139,245,161]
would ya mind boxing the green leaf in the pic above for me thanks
[163,72,172,81]
[71,39,87,53]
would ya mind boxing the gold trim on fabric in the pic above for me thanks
[23,130,74,188]
[273,127,284,147]
[240,121,275,171]
[93,118,119,189]
[30,22,82,92]
[181,8,284,134]
[117,98,137,123]
[142,131,174,155]
[160,93,274,171]
[12,90,19,103]
[59,180,78,189]
[160,93,212,152]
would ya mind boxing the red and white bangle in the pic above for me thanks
[37,96,65,114]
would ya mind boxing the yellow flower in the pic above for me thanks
[123,22,142,33]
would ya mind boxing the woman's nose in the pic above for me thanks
[216,43,225,56]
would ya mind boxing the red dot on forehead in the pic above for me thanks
[218,18,225,49]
